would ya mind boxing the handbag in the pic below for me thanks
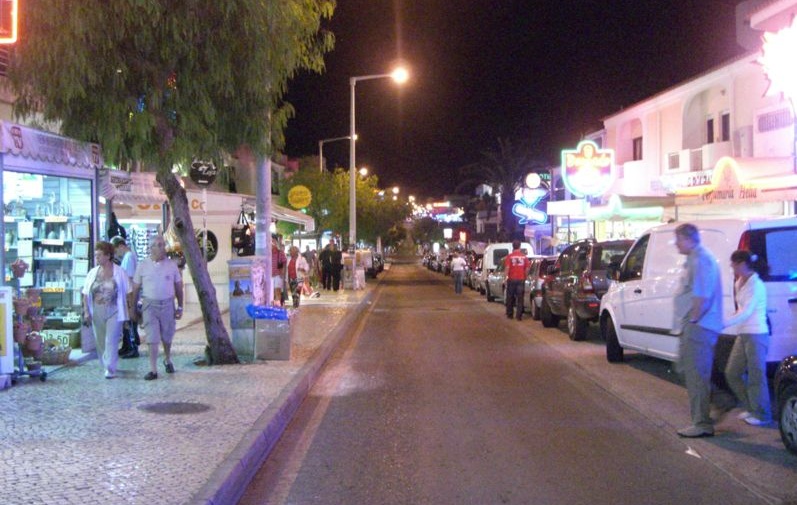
[231,210,255,256]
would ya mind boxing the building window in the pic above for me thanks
[721,112,730,142]
[632,137,643,161]
[706,117,714,144]
[757,108,793,133]
[668,152,680,170]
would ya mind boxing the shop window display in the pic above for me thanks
[3,173,93,349]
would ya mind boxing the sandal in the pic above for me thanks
[164,361,175,374]
[144,371,158,381]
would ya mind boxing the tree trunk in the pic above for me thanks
[158,171,240,365]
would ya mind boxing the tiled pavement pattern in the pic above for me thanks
[1,284,375,505]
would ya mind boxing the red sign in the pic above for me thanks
[0,0,18,44]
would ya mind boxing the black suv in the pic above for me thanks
[540,239,632,340]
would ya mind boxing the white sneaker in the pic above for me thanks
[743,416,768,426]
[311,292,321,299]
[736,410,752,420]
[104,370,116,379]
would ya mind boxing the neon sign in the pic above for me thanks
[512,173,548,225]
[561,140,615,198]
[0,0,18,44]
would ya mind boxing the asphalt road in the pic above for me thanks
[239,258,788,505]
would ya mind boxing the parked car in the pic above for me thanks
[527,255,558,321]
[774,355,797,455]
[468,257,483,291]
[599,217,797,366]
[485,261,507,302]
[475,242,534,295]
[367,252,384,278]
[541,239,633,340]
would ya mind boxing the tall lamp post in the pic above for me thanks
[318,135,352,173]
[349,67,408,249]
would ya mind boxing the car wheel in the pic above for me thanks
[540,298,559,328]
[530,298,540,321]
[486,286,495,302]
[567,305,588,341]
[604,317,624,363]
[779,384,797,455]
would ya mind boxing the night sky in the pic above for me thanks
[282,0,746,199]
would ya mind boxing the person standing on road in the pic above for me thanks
[319,243,332,290]
[112,236,140,359]
[450,252,467,294]
[673,223,723,438]
[723,250,772,427]
[82,241,131,379]
[504,240,530,320]
[130,236,183,381]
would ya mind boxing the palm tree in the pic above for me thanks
[460,138,546,240]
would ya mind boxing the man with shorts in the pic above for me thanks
[130,235,184,381]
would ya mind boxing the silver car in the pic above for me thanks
[485,261,506,302]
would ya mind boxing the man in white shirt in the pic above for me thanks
[450,252,468,294]
[130,236,183,381]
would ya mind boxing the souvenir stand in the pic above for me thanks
[0,122,101,386]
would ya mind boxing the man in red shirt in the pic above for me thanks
[504,240,530,321]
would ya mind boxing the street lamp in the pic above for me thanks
[318,135,353,173]
[759,17,797,175]
[349,66,409,249]
[359,167,369,177]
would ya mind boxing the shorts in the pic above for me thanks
[272,275,284,289]
[141,299,176,345]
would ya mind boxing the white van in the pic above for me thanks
[476,242,534,294]
[599,217,797,365]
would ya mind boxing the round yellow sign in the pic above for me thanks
[288,185,312,209]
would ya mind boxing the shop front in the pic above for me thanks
[103,171,315,305]
[1,122,102,381]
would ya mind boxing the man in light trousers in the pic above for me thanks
[674,223,723,438]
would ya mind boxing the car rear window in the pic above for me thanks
[592,243,632,269]
[745,227,797,282]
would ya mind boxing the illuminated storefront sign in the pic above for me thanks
[512,172,548,225]
[561,140,615,198]
[674,157,797,205]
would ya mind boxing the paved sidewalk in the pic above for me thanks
[1,280,377,505]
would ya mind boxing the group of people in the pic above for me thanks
[450,230,771,438]
[270,235,323,308]
[82,235,182,381]
[673,223,771,438]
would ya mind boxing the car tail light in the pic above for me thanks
[738,231,751,251]
[579,272,594,293]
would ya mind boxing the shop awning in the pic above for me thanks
[99,169,167,205]
[587,194,672,221]
[271,204,315,232]
[0,121,102,170]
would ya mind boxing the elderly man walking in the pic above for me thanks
[673,223,723,438]
[130,235,184,381]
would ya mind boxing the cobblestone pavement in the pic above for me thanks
[1,282,376,505]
